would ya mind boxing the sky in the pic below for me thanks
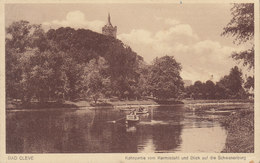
[5,3,251,83]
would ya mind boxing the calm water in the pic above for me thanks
[6,105,235,153]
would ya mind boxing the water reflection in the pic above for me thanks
[6,105,228,153]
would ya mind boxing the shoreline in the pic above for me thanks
[219,108,254,153]
[6,99,253,110]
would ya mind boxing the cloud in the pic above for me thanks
[118,20,243,82]
[118,23,199,64]
[177,40,237,82]
[154,17,199,41]
[155,16,180,26]
[155,24,199,42]
[42,11,105,32]
[118,22,199,63]
[119,29,154,45]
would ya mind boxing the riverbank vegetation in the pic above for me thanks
[218,4,254,153]
[184,66,253,100]
[220,4,255,102]
[220,108,254,153]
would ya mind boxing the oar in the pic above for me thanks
[107,117,126,123]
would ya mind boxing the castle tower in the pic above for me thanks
[102,13,117,38]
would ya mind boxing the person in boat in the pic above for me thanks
[129,110,137,119]
[138,106,144,112]
[130,110,136,115]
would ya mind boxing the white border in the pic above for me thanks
[0,0,259,163]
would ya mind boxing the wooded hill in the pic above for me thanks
[6,21,149,103]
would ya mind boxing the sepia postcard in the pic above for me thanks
[0,0,259,163]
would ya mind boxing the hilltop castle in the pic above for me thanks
[102,13,117,38]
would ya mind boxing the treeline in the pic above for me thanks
[6,20,184,104]
[184,66,254,100]
[6,20,254,104]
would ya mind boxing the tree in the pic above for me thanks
[6,20,48,53]
[231,47,254,69]
[6,20,50,102]
[184,85,194,99]
[148,56,184,100]
[215,66,244,99]
[205,80,216,99]
[215,76,231,99]
[84,57,109,103]
[86,71,103,103]
[244,76,254,98]
[244,76,254,90]
[193,81,204,99]
[222,3,254,69]
[135,66,150,98]
[228,66,243,96]
[184,80,216,99]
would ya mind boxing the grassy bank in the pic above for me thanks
[6,98,160,110]
[220,108,254,153]
[6,100,79,110]
[65,99,159,108]
[182,99,254,104]
[7,98,253,110]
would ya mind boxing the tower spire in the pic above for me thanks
[108,13,111,25]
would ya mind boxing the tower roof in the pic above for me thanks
[107,13,112,26]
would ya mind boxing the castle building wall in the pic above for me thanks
[102,14,117,38]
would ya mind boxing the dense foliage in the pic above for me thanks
[6,20,145,103]
[184,66,249,99]
[220,3,255,100]
[148,56,184,100]
[222,3,254,94]
[221,3,254,70]
[6,20,185,104]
